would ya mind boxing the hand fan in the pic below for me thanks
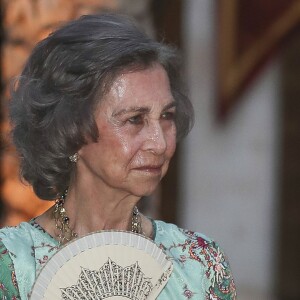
[30,231,173,300]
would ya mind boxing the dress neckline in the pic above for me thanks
[29,217,157,245]
[29,218,59,245]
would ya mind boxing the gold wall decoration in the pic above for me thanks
[217,0,300,120]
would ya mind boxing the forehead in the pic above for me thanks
[101,64,173,109]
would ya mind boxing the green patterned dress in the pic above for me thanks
[0,220,236,299]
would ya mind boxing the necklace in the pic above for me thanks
[53,190,143,246]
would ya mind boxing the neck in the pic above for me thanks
[35,172,155,246]
[62,173,141,237]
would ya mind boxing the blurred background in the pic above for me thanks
[1,1,300,299]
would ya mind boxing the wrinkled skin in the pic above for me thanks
[77,64,177,198]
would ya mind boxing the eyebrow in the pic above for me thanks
[163,101,177,111]
[112,101,177,117]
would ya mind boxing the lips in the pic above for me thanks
[133,164,164,174]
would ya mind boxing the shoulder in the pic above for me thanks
[0,221,58,299]
[0,222,37,275]
[0,221,37,251]
[0,222,38,299]
[154,220,237,299]
[154,219,215,249]
[0,220,58,262]
[0,221,35,237]
[154,220,225,263]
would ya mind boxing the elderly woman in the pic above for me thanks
[0,14,236,299]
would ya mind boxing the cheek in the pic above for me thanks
[168,138,176,157]
[98,122,130,153]
[112,130,143,160]
[166,127,177,157]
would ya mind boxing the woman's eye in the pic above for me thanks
[128,115,143,125]
[161,111,175,120]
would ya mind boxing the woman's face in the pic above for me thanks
[77,64,177,197]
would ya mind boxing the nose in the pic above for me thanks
[142,121,167,155]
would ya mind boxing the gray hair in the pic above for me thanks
[10,13,194,200]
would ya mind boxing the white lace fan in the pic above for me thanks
[30,231,173,300]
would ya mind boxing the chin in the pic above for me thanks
[133,189,156,198]
[131,183,160,198]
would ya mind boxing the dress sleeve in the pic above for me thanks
[206,240,237,300]
[0,239,20,299]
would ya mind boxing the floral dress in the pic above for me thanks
[0,220,236,299]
